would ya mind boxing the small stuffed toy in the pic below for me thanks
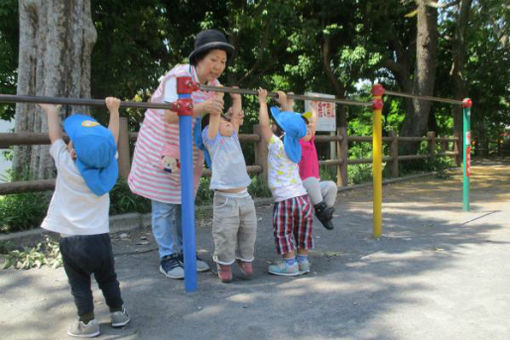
[158,143,180,173]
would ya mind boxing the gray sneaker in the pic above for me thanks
[111,306,130,328]
[196,256,210,272]
[268,260,300,276]
[67,319,100,338]
[178,252,210,272]
[160,254,184,279]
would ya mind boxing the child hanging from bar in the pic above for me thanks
[257,88,314,276]
[276,92,337,230]
[38,98,130,338]
[200,89,257,283]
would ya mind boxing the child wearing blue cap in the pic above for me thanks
[257,88,314,276]
[200,91,257,283]
[39,98,129,338]
[276,92,337,230]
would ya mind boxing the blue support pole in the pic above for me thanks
[177,92,197,292]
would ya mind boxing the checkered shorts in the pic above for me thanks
[272,194,313,255]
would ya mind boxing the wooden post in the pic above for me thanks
[253,124,268,186]
[441,135,448,153]
[118,117,131,178]
[337,127,348,187]
[427,131,436,162]
[389,131,399,177]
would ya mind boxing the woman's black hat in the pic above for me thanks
[188,29,235,64]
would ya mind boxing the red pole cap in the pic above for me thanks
[372,84,385,96]
[176,76,197,94]
[462,98,472,108]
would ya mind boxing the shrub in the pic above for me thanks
[248,175,272,198]
[0,192,51,233]
[110,178,151,214]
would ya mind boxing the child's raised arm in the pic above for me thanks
[105,97,120,145]
[257,88,273,143]
[206,91,224,139]
[38,104,62,144]
[308,103,318,137]
[229,87,243,132]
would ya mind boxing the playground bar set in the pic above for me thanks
[0,80,472,292]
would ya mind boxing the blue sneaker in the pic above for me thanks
[268,260,300,276]
[160,254,184,279]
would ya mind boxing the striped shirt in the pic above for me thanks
[128,64,219,204]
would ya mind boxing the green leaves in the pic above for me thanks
[2,236,62,270]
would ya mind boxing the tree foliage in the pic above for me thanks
[0,0,508,155]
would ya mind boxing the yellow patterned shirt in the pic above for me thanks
[267,135,307,202]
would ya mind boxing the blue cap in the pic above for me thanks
[269,106,307,163]
[64,114,118,196]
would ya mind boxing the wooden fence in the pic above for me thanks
[0,117,460,195]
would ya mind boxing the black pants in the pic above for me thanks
[60,233,123,317]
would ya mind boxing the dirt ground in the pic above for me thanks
[0,157,509,339]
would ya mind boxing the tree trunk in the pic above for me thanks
[399,0,438,154]
[13,0,96,179]
[321,34,347,127]
[451,0,472,139]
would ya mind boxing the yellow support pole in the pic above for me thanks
[372,84,385,238]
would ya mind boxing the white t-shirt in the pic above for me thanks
[40,139,110,235]
[267,135,307,202]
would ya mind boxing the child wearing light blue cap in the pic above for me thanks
[257,88,314,276]
[39,98,129,338]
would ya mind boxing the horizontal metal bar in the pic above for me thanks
[199,85,372,107]
[0,94,176,110]
[385,90,463,105]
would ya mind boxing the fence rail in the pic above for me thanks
[0,120,460,195]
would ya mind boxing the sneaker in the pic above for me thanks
[236,260,253,279]
[268,260,300,276]
[67,319,100,338]
[216,263,232,283]
[160,254,184,279]
[178,252,210,272]
[111,306,130,328]
[314,202,335,230]
[298,258,311,274]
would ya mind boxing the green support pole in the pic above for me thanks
[462,98,472,211]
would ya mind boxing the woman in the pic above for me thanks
[128,29,234,279]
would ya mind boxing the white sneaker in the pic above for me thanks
[67,319,100,338]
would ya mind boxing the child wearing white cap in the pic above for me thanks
[39,98,129,338]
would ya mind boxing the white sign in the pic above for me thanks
[304,92,336,132]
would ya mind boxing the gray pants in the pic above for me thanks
[302,177,337,207]
[212,191,257,265]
